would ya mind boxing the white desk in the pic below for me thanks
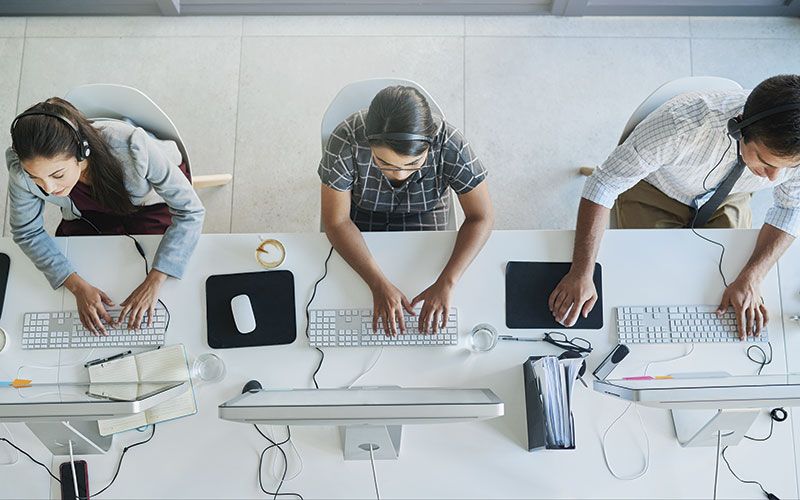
[777,242,800,498]
[0,229,796,499]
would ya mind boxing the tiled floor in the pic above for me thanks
[0,15,798,235]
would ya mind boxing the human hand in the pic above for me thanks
[371,280,414,337]
[717,274,768,340]
[64,273,115,336]
[117,270,167,331]
[548,269,597,327]
[411,279,454,334]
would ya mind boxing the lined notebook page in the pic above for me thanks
[88,356,139,401]
[135,345,196,425]
[90,344,196,436]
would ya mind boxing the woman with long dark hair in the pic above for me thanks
[7,97,205,335]
[319,85,493,337]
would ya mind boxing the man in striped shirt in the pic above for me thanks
[549,75,800,340]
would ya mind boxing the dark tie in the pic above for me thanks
[692,156,746,227]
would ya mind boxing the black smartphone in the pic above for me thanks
[59,460,89,500]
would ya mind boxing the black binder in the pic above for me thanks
[523,355,576,452]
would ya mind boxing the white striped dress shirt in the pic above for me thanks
[583,89,800,236]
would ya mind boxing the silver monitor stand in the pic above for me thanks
[26,421,113,455]
[340,424,403,460]
[672,408,760,448]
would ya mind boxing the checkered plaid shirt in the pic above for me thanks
[318,111,487,218]
[583,89,800,236]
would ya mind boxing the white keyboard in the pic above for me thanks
[616,305,768,344]
[21,307,168,349]
[308,308,458,347]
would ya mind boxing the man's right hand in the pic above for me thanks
[548,269,598,327]
[371,279,415,337]
[63,273,115,336]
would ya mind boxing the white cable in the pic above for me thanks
[0,423,20,466]
[369,445,380,500]
[600,403,650,480]
[268,426,304,482]
[347,347,385,389]
[713,430,722,500]
[600,344,695,481]
[69,440,79,500]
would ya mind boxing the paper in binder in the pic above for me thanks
[523,355,583,451]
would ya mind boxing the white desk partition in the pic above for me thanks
[0,230,795,499]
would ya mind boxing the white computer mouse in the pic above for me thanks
[231,294,256,334]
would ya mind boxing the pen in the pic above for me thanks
[498,335,543,342]
[84,350,133,368]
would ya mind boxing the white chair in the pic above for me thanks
[320,78,459,231]
[64,83,232,189]
[579,76,743,176]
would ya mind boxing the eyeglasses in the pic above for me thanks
[542,331,592,355]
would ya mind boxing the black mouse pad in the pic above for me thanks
[505,261,603,329]
[206,270,297,349]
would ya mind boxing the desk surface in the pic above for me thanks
[0,229,796,499]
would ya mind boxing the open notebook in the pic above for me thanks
[88,344,197,436]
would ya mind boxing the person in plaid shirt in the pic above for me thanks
[319,85,493,337]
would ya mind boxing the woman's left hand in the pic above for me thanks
[117,270,168,330]
[411,279,455,335]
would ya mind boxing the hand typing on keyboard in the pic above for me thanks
[411,279,454,335]
[371,281,416,337]
[717,275,769,340]
[63,273,116,336]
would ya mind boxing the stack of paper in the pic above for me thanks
[531,356,583,448]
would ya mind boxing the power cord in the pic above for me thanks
[348,347,385,389]
[255,424,303,500]
[368,444,381,500]
[601,344,695,480]
[305,246,334,389]
[718,408,787,500]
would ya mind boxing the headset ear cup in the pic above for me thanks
[727,117,744,141]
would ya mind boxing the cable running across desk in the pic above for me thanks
[255,425,303,500]
[305,246,334,389]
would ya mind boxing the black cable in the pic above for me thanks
[305,246,334,389]
[254,425,303,500]
[0,437,62,483]
[689,135,735,289]
[721,446,773,498]
[720,408,786,499]
[93,424,156,497]
[747,342,773,375]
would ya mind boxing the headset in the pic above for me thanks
[10,109,91,162]
[727,102,800,141]
[366,132,433,143]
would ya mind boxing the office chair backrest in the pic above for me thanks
[65,83,191,172]
[320,78,445,152]
[618,76,743,145]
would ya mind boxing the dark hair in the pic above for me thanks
[365,86,438,157]
[11,97,136,215]
[742,74,800,158]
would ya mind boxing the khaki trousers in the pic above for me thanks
[615,180,753,229]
